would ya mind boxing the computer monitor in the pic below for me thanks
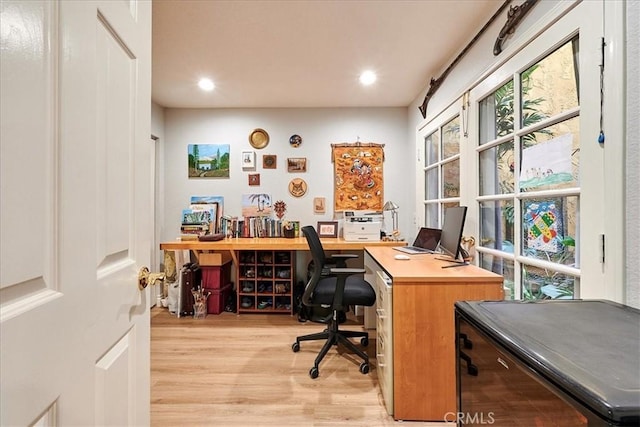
[437,206,468,266]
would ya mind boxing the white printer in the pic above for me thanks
[343,210,382,241]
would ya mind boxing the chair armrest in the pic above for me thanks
[328,267,366,275]
[329,254,358,260]
[328,267,366,312]
[327,253,358,268]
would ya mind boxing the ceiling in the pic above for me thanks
[152,0,503,109]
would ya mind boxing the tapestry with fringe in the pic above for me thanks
[332,143,385,212]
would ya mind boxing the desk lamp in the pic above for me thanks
[383,201,400,238]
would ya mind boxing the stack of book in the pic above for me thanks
[179,196,226,240]
[180,209,212,240]
[238,217,299,238]
[180,223,209,240]
[219,215,240,237]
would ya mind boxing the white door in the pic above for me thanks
[1,1,152,425]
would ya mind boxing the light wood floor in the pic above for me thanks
[151,307,446,426]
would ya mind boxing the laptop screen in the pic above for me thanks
[413,227,441,250]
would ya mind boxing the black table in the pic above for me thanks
[455,299,640,426]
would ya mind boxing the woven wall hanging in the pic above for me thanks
[331,142,385,212]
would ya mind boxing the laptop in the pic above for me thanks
[393,227,441,254]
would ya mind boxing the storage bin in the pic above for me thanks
[202,263,231,290]
[198,251,232,266]
[207,284,232,314]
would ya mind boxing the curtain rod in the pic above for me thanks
[418,0,513,119]
[330,142,385,148]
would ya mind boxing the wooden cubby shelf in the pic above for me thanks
[236,250,294,314]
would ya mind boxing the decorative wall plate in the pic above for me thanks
[249,128,270,149]
[289,134,302,147]
[288,178,307,197]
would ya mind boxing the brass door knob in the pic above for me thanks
[138,267,165,290]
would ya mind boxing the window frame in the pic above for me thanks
[466,0,622,299]
[413,0,625,301]
[417,101,465,231]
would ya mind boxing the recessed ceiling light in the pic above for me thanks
[198,78,215,91]
[359,70,377,86]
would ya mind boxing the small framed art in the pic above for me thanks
[287,157,307,172]
[313,197,326,214]
[242,151,256,170]
[248,173,260,186]
[263,154,277,169]
[317,221,338,238]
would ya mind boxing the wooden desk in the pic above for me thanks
[160,236,402,250]
[160,237,402,267]
[364,246,504,422]
[160,238,405,314]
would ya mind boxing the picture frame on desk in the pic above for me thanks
[289,220,300,237]
[317,221,338,238]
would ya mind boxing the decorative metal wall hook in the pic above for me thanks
[493,0,538,56]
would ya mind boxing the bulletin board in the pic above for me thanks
[332,142,385,212]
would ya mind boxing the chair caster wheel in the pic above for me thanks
[309,367,319,379]
[359,362,370,374]
[360,337,369,346]
[292,342,300,352]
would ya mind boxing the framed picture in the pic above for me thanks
[313,197,326,214]
[262,154,277,169]
[248,173,260,186]
[289,220,300,237]
[188,144,230,178]
[241,193,272,217]
[287,157,307,172]
[241,150,256,170]
[317,221,338,238]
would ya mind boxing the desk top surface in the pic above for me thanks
[365,246,503,283]
[160,237,403,251]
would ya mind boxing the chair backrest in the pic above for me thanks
[301,225,326,307]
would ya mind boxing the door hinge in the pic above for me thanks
[600,234,605,263]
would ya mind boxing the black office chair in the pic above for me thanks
[292,225,376,379]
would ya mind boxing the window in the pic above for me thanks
[421,112,462,228]
[476,37,581,300]
[415,0,624,303]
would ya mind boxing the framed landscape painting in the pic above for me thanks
[188,144,230,178]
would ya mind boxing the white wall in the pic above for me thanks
[626,0,640,309]
[151,102,165,139]
[160,107,409,243]
[151,102,166,274]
